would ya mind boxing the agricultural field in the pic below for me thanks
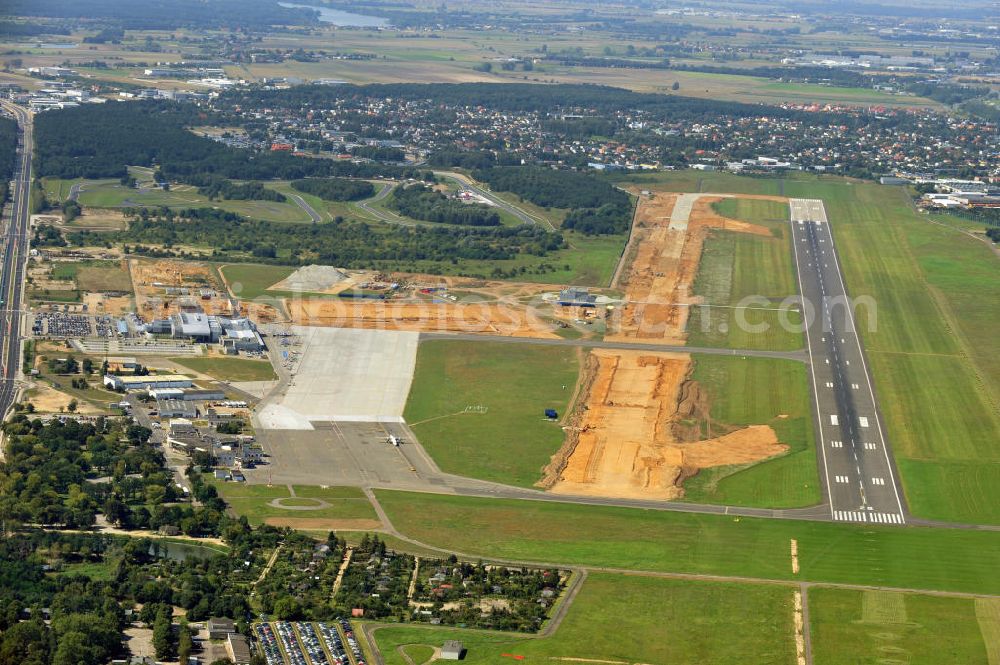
[374,490,1000,595]
[372,573,797,665]
[403,340,580,488]
[681,355,819,508]
[809,588,996,665]
[169,356,277,382]
[228,30,939,108]
[208,481,380,530]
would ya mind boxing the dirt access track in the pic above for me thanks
[607,192,785,344]
[285,273,563,338]
[541,349,788,500]
[130,259,232,317]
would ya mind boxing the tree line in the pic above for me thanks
[475,166,634,235]
[0,117,16,209]
[291,177,375,202]
[88,206,567,267]
[189,175,287,203]
[33,101,426,183]
[4,0,319,30]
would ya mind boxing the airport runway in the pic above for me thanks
[789,198,907,525]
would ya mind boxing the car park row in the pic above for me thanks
[255,621,360,665]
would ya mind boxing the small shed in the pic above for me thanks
[441,641,465,660]
[544,409,558,420]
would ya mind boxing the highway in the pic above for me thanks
[287,192,323,224]
[0,101,32,423]
[353,181,417,226]
[789,199,907,525]
[433,171,555,230]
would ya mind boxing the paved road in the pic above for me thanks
[418,331,808,362]
[287,192,323,224]
[433,171,554,230]
[789,199,907,525]
[353,182,415,226]
[0,102,32,424]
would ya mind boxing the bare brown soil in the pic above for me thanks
[25,383,107,415]
[607,193,778,345]
[542,348,787,500]
[288,299,559,337]
[82,292,133,315]
[130,258,233,317]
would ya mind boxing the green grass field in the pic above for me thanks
[375,490,1000,595]
[681,355,820,508]
[608,170,790,196]
[54,559,119,581]
[217,263,296,300]
[169,356,277,382]
[809,587,994,665]
[398,231,626,287]
[209,482,378,526]
[70,261,133,293]
[686,214,802,351]
[403,340,580,488]
[372,573,796,665]
[73,180,318,223]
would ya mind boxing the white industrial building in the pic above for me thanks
[142,314,264,352]
[103,374,194,391]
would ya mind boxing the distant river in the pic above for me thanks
[278,2,390,27]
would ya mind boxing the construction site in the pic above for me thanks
[607,191,784,344]
[540,348,788,500]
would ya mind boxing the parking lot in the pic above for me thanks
[255,621,361,665]
[31,311,94,337]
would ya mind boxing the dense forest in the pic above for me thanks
[83,206,566,266]
[34,102,425,182]
[391,184,501,226]
[0,117,16,208]
[476,167,634,234]
[291,177,375,202]
[2,0,318,29]
[427,149,521,170]
[0,21,70,37]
